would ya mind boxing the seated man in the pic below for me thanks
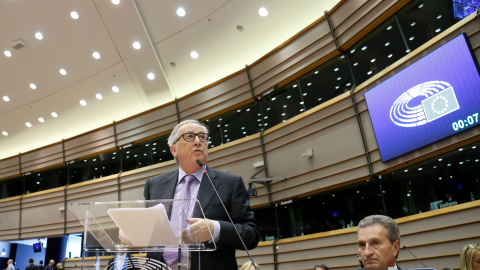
[356,215,400,270]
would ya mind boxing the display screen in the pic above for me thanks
[364,33,480,162]
[453,0,479,20]
[33,243,42,253]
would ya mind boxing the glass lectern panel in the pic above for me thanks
[69,200,216,270]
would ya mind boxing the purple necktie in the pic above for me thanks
[163,174,196,265]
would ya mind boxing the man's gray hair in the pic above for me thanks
[357,214,400,245]
[167,119,209,147]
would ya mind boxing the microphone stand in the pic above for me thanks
[196,160,259,270]
[403,245,428,268]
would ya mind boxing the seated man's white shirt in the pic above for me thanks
[114,253,127,270]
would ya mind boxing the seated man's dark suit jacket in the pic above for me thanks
[144,165,260,270]
[25,265,38,270]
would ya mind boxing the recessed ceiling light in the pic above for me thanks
[409,36,414,41]
[190,51,199,59]
[35,32,43,40]
[147,72,155,80]
[111,0,120,4]
[334,68,339,71]
[80,100,87,106]
[38,117,45,123]
[51,112,58,117]
[176,7,186,17]
[2,131,7,136]
[385,42,390,46]
[112,85,119,92]
[26,122,32,127]
[30,83,37,89]
[388,54,393,58]
[361,46,367,50]
[4,50,11,57]
[387,25,392,30]
[70,11,79,19]
[3,96,9,102]
[437,14,442,19]
[92,51,101,59]
[406,49,411,53]
[367,71,373,75]
[435,28,441,33]
[410,22,416,26]
[371,59,376,63]
[353,62,358,66]
[96,93,103,99]
[132,41,141,49]
[418,3,424,8]
[258,7,268,16]
[59,69,67,75]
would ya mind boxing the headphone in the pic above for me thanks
[357,254,364,268]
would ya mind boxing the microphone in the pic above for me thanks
[403,245,427,268]
[196,159,259,270]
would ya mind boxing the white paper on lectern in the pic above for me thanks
[107,203,178,246]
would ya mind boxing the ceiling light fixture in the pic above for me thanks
[258,7,268,16]
[92,51,101,59]
[80,100,87,106]
[111,0,120,4]
[2,131,7,136]
[176,7,186,17]
[26,122,32,127]
[190,51,199,59]
[147,72,155,80]
[112,86,119,93]
[3,96,9,102]
[35,32,43,40]
[70,11,79,19]
[30,83,37,89]
[51,112,58,117]
[38,117,45,123]
[132,41,141,49]
[4,50,11,57]
[59,69,67,75]
[96,93,103,100]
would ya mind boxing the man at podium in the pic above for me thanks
[143,119,261,270]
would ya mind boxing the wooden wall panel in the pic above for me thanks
[236,241,275,270]
[0,156,19,180]
[178,71,251,119]
[64,126,116,161]
[0,197,20,240]
[115,104,178,146]
[249,21,334,94]
[21,143,64,172]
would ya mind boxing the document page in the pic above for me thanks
[107,203,178,246]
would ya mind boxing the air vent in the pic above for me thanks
[12,39,25,50]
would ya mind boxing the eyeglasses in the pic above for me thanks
[173,132,209,144]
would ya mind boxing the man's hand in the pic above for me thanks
[184,218,214,242]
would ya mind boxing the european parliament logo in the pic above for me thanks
[389,81,460,127]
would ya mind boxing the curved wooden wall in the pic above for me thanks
[1,1,479,269]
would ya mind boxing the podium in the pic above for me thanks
[69,199,216,270]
